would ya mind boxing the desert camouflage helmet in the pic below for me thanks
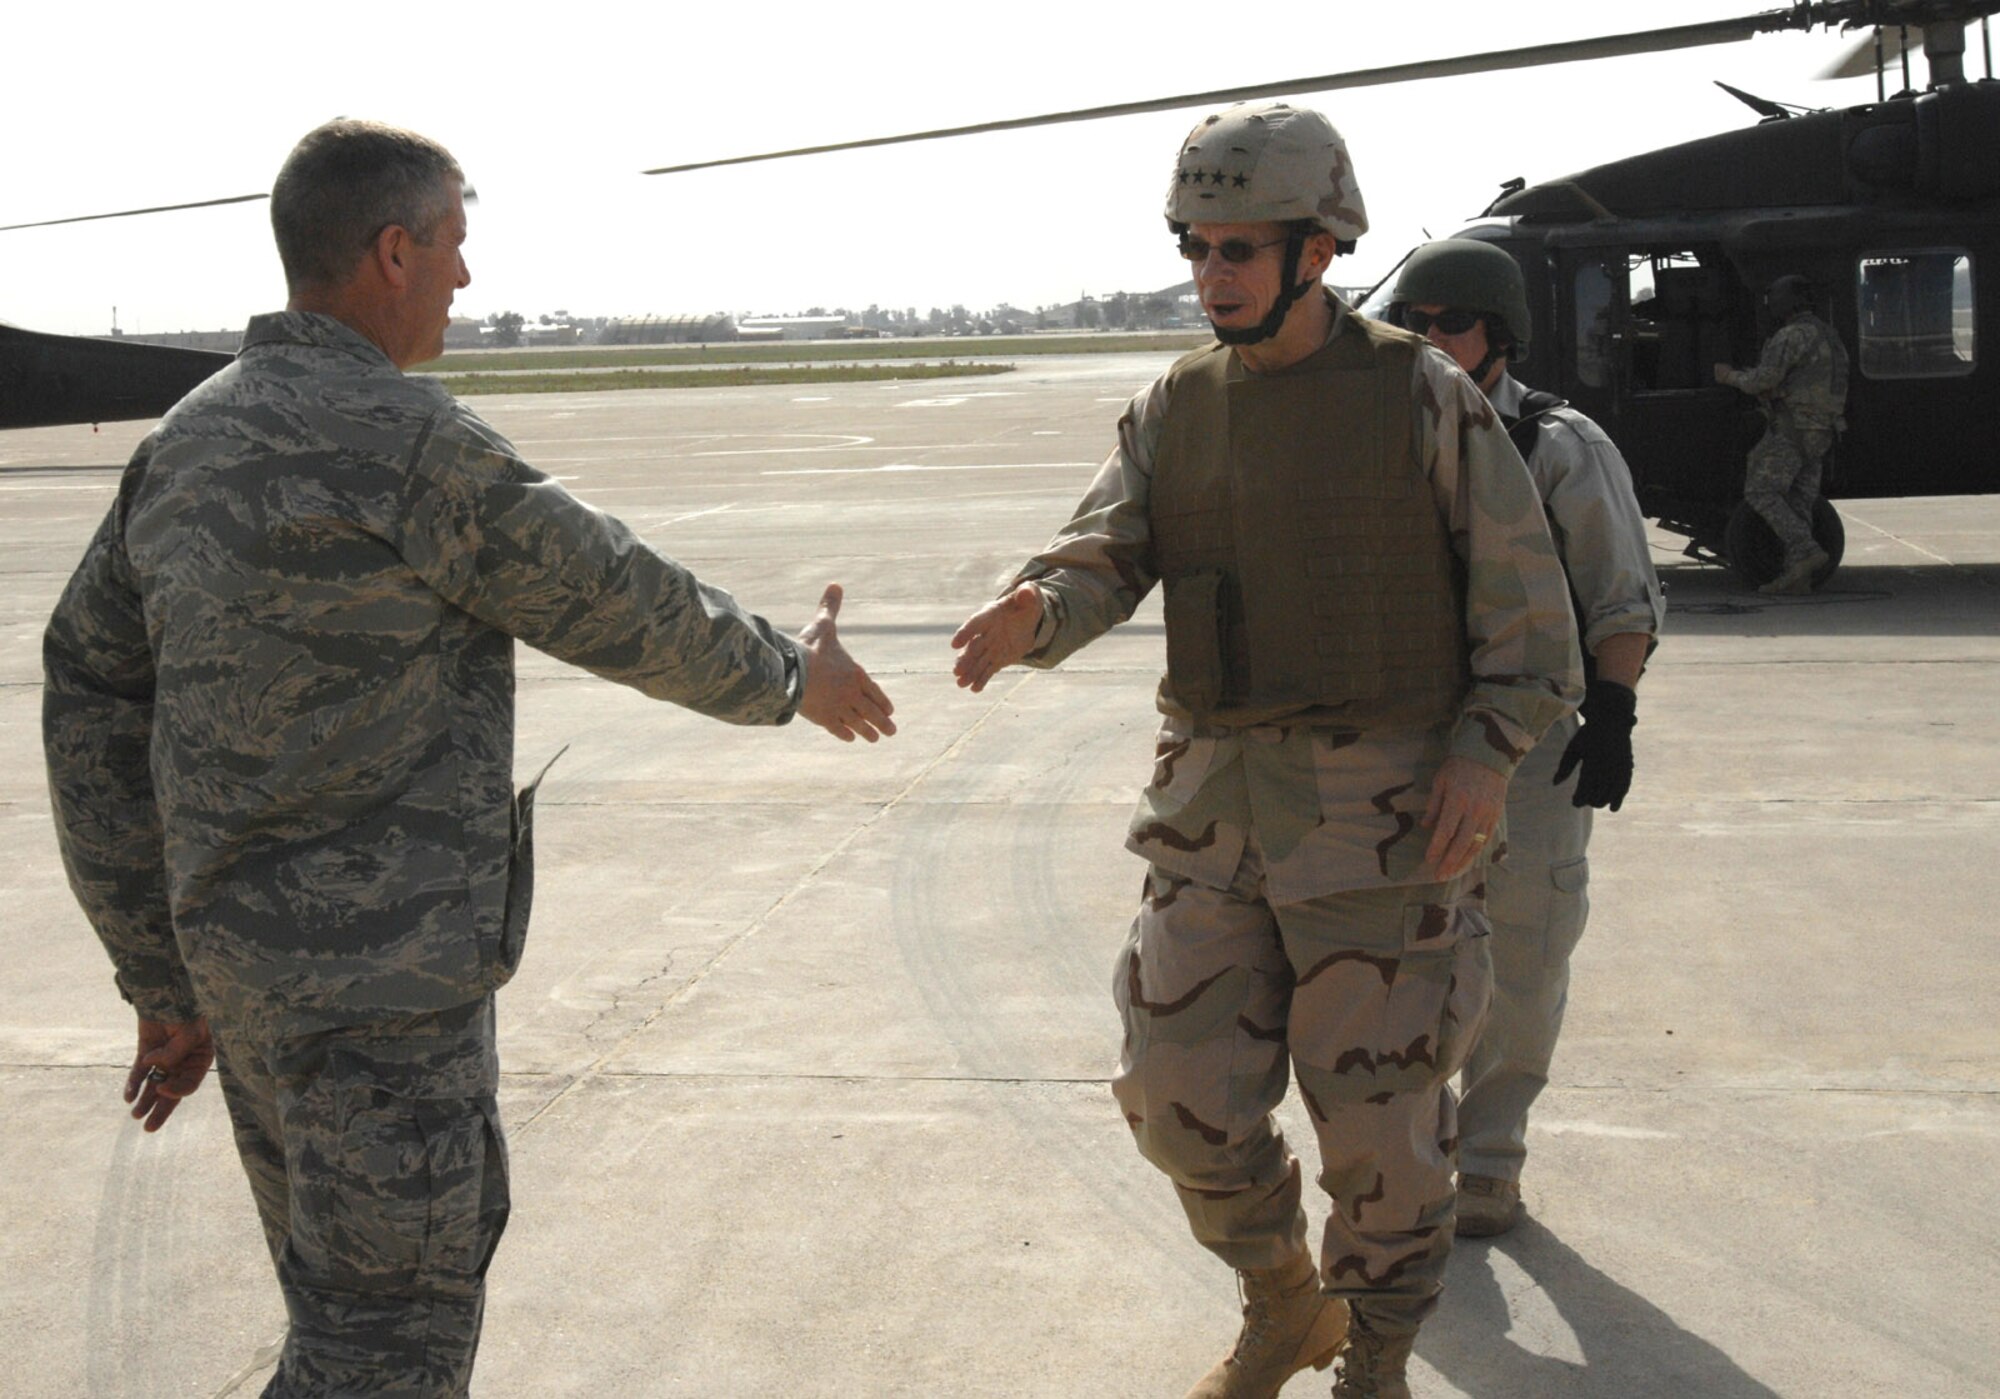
[1392,238,1534,358]
[1164,102,1368,242]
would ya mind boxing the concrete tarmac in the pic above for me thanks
[2,353,1995,1397]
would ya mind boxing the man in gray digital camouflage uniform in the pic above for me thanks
[1388,238,1664,1239]
[952,104,1580,1399]
[1714,274,1850,595]
[43,118,895,1398]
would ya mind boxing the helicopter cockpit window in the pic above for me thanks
[1857,251,1975,379]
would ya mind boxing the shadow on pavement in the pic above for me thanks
[1420,1219,1780,1398]
[1657,559,1999,637]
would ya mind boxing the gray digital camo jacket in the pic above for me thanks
[44,312,803,1038]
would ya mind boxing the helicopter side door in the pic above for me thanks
[1555,242,1761,544]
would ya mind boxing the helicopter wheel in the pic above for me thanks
[1724,498,1845,590]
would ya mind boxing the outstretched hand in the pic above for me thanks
[950,584,1042,693]
[796,584,897,743]
[125,1016,215,1133]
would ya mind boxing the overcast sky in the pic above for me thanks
[5,1,1901,337]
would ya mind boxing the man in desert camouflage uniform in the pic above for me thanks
[1714,274,1850,595]
[43,118,894,1397]
[952,104,1580,1399]
[1388,238,1664,1239]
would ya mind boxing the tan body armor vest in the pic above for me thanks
[1149,318,1468,729]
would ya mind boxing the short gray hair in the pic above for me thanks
[271,119,466,292]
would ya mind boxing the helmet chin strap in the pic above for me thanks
[1212,225,1313,347]
[1463,314,1508,387]
[1468,346,1507,386]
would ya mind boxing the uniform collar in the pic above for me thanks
[241,311,398,371]
[1487,371,1528,416]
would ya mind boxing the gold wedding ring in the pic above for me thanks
[1469,832,1489,845]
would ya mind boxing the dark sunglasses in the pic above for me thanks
[1176,233,1288,264]
[1399,307,1484,336]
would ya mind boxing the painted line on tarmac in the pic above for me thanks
[895,392,1023,407]
[763,461,1093,477]
[689,434,878,456]
[659,503,736,526]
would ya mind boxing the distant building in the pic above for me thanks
[522,323,582,346]
[989,304,1033,334]
[599,314,740,345]
[117,329,242,353]
[738,315,849,342]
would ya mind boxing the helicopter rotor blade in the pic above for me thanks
[643,14,1800,176]
[1816,24,1914,78]
[0,193,268,234]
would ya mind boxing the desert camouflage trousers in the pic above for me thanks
[1744,420,1832,564]
[1457,716,1591,1183]
[214,996,510,1398]
[1112,835,1492,1317]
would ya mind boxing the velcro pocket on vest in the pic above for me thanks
[1163,568,1228,714]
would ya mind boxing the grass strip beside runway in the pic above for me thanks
[418,331,1206,373]
[435,363,1016,396]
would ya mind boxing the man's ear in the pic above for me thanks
[1300,231,1338,284]
[370,224,413,289]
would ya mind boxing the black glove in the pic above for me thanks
[1552,679,1638,811]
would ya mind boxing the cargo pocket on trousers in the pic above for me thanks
[1404,898,1492,1085]
[411,1097,511,1290]
[328,1090,509,1297]
[1543,855,1590,969]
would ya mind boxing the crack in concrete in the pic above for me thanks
[578,950,682,1049]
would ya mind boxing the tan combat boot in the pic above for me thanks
[1758,547,1826,596]
[1328,1307,1418,1399]
[1184,1253,1349,1399]
[1454,1174,1523,1238]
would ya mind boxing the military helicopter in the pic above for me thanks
[1396,11,1996,589]
[643,0,2000,590]
[12,3,1996,591]
[0,195,255,431]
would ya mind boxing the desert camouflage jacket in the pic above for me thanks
[1492,374,1665,658]
[44,312,803,1036]
[1007,298,1582,902]
[1720,312,1849,430]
